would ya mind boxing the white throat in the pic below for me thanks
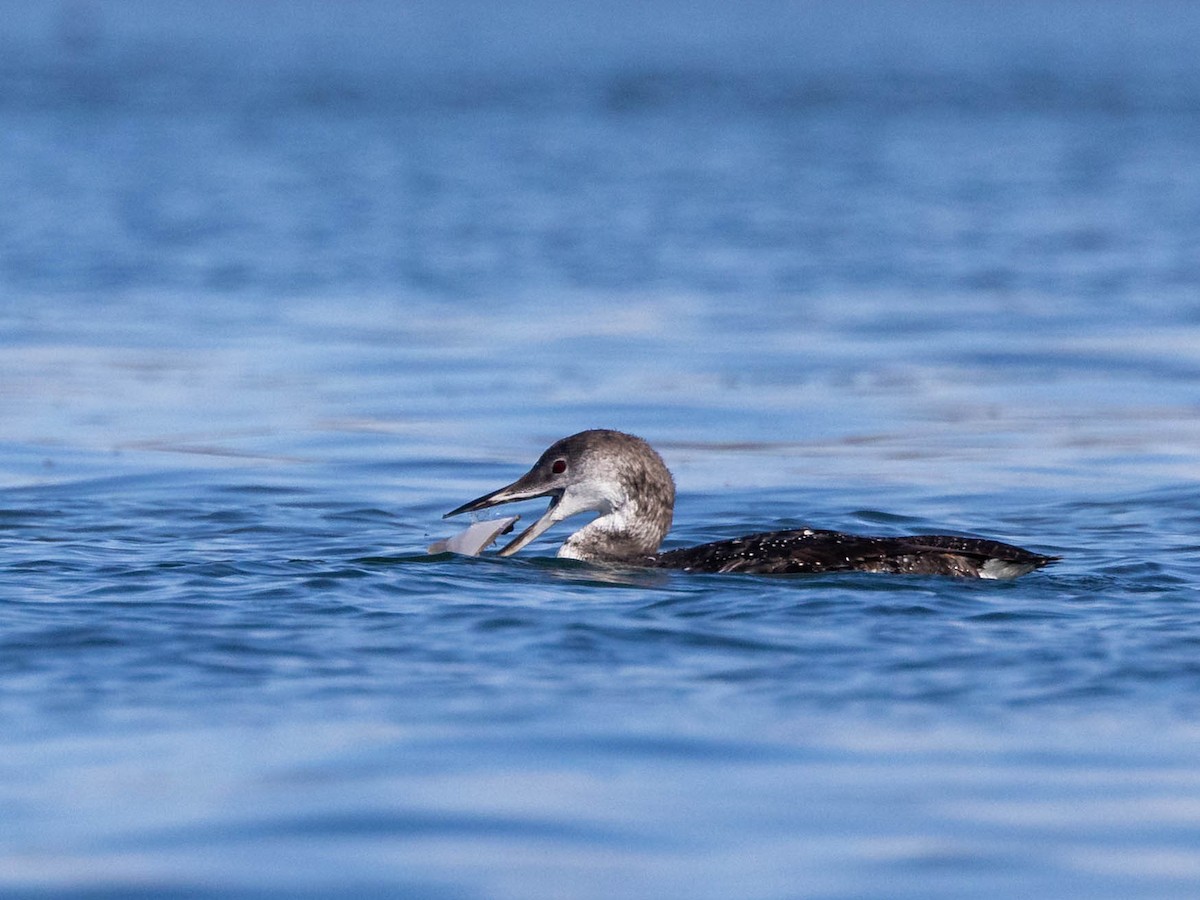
[558,503,634,560]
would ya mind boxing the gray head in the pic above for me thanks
[444,429,676,561]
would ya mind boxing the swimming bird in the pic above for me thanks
[444,429,1058,578]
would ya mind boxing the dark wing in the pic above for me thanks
[651,529,1057,578]
[651,528,909,574]
[890,534,1059,577]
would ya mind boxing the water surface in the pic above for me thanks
[3,1,1200,897]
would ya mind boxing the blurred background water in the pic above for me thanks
[2,1,1200,897]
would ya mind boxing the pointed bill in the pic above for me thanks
[494,500,561,556]
[445,470,564,557]
[444,471,557,518]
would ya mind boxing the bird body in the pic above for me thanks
[444,429,1057,579]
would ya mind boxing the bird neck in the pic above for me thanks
[558,494,672,563]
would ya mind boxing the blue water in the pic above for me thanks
[3,1,1200,896]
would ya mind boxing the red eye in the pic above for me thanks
[551,459,567,475]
